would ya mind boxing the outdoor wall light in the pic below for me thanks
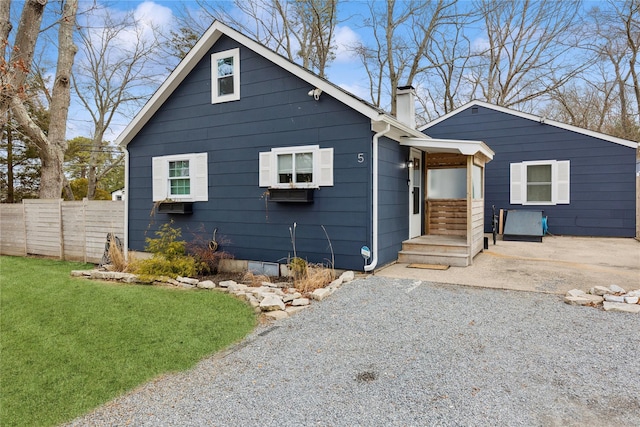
[307,88,322,100]
[406,159,414,169]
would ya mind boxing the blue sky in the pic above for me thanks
[68,0,372,141]
[67,0,611,141]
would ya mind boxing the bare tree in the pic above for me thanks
[352,0,457,116]
[416,4,481,121]
[545,0,639,141]
[1,0,79,199]
[176,0,339,78]
[467,0,586,110]
[72,7,164,199]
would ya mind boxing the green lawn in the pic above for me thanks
[0,256,256,427]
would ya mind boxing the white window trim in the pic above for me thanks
[211,48,240,104]
[152,153,208,202]
[510,160,570,206]
[259,145,333,189]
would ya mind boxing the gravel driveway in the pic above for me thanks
[66,276,640,427]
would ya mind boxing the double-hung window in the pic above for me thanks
[211,48,240,103]
[152,153,208,202]
[168,160,190,196]
[259,145,333,188]
[510,160,570,205]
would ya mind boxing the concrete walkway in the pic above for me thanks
[377,235,640,294]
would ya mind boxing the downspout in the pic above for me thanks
[123,148,129,261]
[364,123,391,272]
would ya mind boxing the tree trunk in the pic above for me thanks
[0,0,47,129]
[5,113,14,203]
[39,0,78,198]
[39,144,65,198]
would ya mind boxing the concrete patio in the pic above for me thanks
[377,235,640,294]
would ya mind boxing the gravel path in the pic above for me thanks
[65,276,640,427]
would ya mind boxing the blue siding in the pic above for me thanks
[127,36,375,270]
[426,106,636,237]
[378,138,410,266]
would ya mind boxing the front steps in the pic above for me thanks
[397,235,471,267]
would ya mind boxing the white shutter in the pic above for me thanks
[191,153,209,201]
[259,152,272,187]
[152,157,167,201]
[510,162,524,204]
[317,147,334,187]
[555,160,570,204]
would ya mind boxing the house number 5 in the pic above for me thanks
[357,153,365,163]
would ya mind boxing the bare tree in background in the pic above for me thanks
[417,6,479,121]
[72,8,165,199]
[467,0,586,110]
[171,0,339,78]
[1,0,79,199]
[544,0,639,142]
[353,0,457,116]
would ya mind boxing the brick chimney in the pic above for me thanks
[396,86,416,129]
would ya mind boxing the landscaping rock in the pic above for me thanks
[285,306,308,315]
[228,282,248,293]
[566,289,586,297]
[71,268,357,320]
[609,284,626,294]
[624,296,639,304]
[197,280,216,289]
[564,295,603,306]
[312,288,331,301]
[177,276,199,285]
[264,311,288,320]
[260,295,285,312]
[603,302,640,314]
[604,294,625,303]
[218,280,236,288]
[590,286,613,296]
[340,271,355,283]
[292,298,310,306]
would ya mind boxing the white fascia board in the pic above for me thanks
[400,137,495,159]
[420,100,639,149]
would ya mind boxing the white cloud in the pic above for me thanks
[333,25,361,63]
[133,1,174,33]
[337,81,370,102]
[471,36,490,54]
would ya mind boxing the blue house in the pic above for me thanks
[117,21,493,271]
[422,101,639,238]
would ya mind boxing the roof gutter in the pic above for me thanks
[364,122,391,272]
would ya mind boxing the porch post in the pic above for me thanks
[466,156,473,265]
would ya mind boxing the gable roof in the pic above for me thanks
[116,21,493,159]
[420,100,639,150]
[117,20,418,147]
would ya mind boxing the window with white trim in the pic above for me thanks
[259,145,333,188]
[211,48,240,103]
[510,160,570,205]
[152,153,208,202]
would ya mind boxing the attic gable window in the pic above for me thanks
[211,48,240,103]
[259,145,333,189]
[510,160,570,205]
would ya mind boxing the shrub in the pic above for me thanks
[293,263,335,293]
[131,221,198,279]
[185,226,233,275]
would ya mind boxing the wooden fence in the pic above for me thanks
[0,199,124,264]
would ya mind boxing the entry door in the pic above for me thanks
[409,148,422,238]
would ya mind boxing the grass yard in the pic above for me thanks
[0,256,256,427]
